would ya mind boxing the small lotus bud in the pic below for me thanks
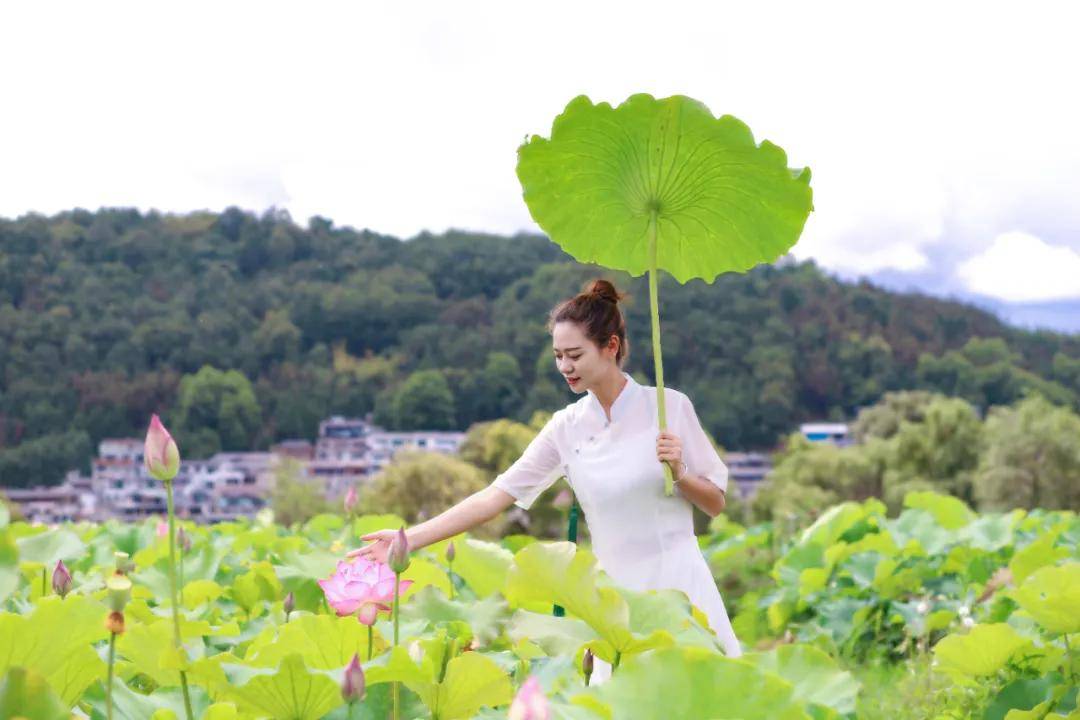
[343,486,359,515]
[341,653,365,703]
[388,527,411,575]
[508,676,549,720]
[446,541,456,564]
[582,648,594,678]
[106,574,132,613]
[52,560,73,598]
[105,610,126,635]
[284,591,295,617]
[144,414,181,482]
[177,526,192,553]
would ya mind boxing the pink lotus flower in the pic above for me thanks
[508,676,549,720]
[143,414,180,482]
[318,557,412,625]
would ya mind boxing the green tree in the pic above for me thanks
[391,370,456,430]
[270,457,331,526]
[360,450,504,538]
[973,393,1080,511]
[175,366,262,457]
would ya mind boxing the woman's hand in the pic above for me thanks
[346,529,399,564]
[656,431,686,481]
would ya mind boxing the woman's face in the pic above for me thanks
[552,321,619,394]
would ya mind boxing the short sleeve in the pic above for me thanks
[490,414,564,510]
[676,393,728,494]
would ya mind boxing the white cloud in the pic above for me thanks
[0,0,1078,287]
[957,231,1080,302]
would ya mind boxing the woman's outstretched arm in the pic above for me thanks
[348,486,518,563]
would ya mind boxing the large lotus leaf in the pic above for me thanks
[220,653,342,720]
[985,678,1059,720]
[1010,534,1071,586]
[799,501,885,549]
[507,610,602,658]
[353,514,408,539]
[903,490,975,530]
[773,542,826,586]
[504,542,650,660]
[135,544,225,599]
[933,623,1032,677]
[15,528,86,566]
[0,667,70,720]
[230,561,283,615]
[574,646,810,720]
[1010,562,1080,634]
[884,509,954,555]
[959,511,1021,552]
[0,595,108,705]
[244,613,379,669]
[117,619,213,687]
[81,678,210,720]
[401,556,453,600]
[433,651,514,720]
[399,585,508,645]
[823,531,898,568]
[619,587,720,651]
[744,644,860,716]
[274,548,340,583]
[448,538,513,598]
[516,94,813,283]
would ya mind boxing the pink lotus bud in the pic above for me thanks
[283,591,295,617]
[582,648,594,679]
[446,540,456,564]
[388,527,411,575]
[52,560,72,598]
[156,521,169,538]
[177,526,192,553]
[508,676,549,720]
[343,486,359,515]
[341,653,365,703]
[143,414,181,482]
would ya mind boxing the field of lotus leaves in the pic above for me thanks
[0,490,1076,719]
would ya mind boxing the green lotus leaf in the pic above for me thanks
[1010,533,1071,586]
[399,585,508,645]
[903,491,975,530]
[1010,562,1080,634]
[0,595,107,705]
[221,653,342,720]
[933,623,1032,677]
[984,677,1058,720]
[958,511,1021,552]
[507,609,603,659]
[230,561,282,615]
[1004,701,1055,720]
[744,644,860,715]
[15,528,85,567]
[0,667,70,720]
[574,646,810,720]
[517,94,812,283]
[244,613,379,669]
[401,556,453,600]
[505,542,676,662]
[447,537,513,598]
[117,619,208,687]
[353,514,408,538]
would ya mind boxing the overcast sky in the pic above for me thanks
[3,1,1079,317]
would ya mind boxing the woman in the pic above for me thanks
[349,279,742,676]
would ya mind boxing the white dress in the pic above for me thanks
[492,371,742,677]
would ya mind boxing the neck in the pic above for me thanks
[592,370,628,420]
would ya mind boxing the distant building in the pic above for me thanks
[799,422,853,447]
[723,451,773,500]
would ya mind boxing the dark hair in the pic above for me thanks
[547,279,629,366]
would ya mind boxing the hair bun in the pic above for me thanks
[585,279,622,304]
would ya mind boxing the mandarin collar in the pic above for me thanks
[586,372,639,424]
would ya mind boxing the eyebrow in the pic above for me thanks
[553,347,582,352]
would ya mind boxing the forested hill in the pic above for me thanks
[2,207,1079,487]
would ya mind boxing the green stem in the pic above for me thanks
[367,623,373,661]
[393,573,401,720]
[42,566,47,597]
[106,631,116,720]
[1065,633,1075,687]
[165,481,194,720]
[448,560,454,601]
[613,651,622,671]
[647,211,674,496]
